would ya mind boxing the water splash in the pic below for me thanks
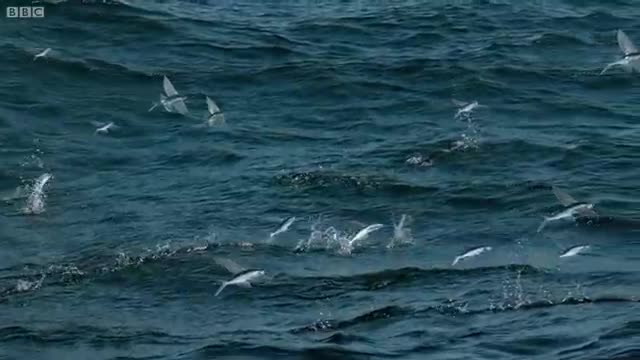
[405,154,433,167]
[22,173,53,215]
[489,269,531,311]
[20,151,44,170]
[387,214,414,248]
[562,282,588,303]
[405,112,482,167]
[15,274,45,293]
[453,106,482,151]
[294,217,379,255]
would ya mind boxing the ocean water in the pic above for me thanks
[1,0,639,359]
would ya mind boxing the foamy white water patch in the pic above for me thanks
[15,274,45,293]
[405,154,433,167]
[23,173,52,215]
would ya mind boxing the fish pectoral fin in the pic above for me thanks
[237,282,252,288]
[551,186,578,207]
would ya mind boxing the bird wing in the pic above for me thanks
[552,186,579,206]
[163,76,179,97]
[617,29,638,56]
[206,96,220,114]
[214,257,245,274]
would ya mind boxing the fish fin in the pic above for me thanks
[237,282,251,288]
[172,100,189,115]
[551,186,578,206]
[214,257,246,274]
[452,257,460,266]
[214,281,228,297]
[617,29,638,55]
[206,96,221,114]
[452,99,467,107]
[163,76,179,97]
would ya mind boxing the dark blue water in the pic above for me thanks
[1,1,639,359]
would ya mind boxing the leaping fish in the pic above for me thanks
[537,186,598,232]
[148,76,189,114]
[91,121,117,134]
[33,48,51,61]
[206,96,225,126]
[349,223,384,246]
[452,246,492,266]
[213,257,265,297]
[452,99,485,118]
[269,216,296,239]
[148,94,189,113]
[600,30,640,75]
[559,245,590,258]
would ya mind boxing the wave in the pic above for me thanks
[184,342,377,360]
[291,294,639,335]
[0,324,193,346]
[1,44,156,82]
[284,265,547,298]
[0,248,551,304]
[528,32,594,47]
[274,170,439,195]
[48,1,173,33]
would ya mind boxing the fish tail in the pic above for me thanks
[537,218,549,233]
[214,281,228,297]
[398,214,406,229]
[600,60,625,75]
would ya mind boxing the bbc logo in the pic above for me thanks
[6,7,45,18]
